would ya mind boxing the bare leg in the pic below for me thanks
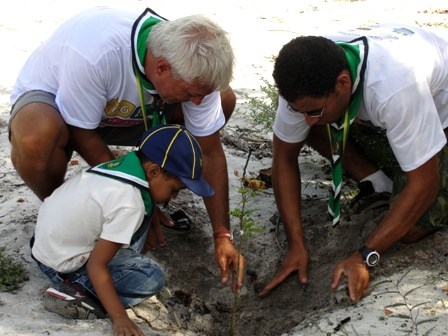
[401,227,436,244]
[306,125,378,181]
[10,103,70,200]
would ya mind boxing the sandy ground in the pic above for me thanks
[1,1,448,335]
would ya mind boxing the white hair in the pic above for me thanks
[148,15,234,90]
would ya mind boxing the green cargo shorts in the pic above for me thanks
[350,120,448,231]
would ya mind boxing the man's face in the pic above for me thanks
[288,90,351,126]
[287,70,353,126]
[157,76,214,105]
[147,58,214,105]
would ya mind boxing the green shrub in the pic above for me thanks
[245,78,278,132]
[0,246,29,292]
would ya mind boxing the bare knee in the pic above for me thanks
[10,104,70,198]
[11,111,68,167]
[401,226,437,244]
[221,87,236,123]
[11,133,59,172]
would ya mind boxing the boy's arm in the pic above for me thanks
[87,238,144,336]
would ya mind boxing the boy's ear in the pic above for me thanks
[145,163,162,179]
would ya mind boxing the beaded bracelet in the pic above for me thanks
[213,231,233,242]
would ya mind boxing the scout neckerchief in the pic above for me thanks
[131,8,168,130]
[87,151,153,216]
[327,37,368,227]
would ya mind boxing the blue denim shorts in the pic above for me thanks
[32,216,165,307]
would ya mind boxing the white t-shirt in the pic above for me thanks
[274,23,448,172]
[11,7,224,137]
[32,172,145,273]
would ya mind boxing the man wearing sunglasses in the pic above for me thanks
[260,24,448,302]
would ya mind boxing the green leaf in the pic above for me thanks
[404,285,425,298]
[378,290,400,295]
[410,301,431,311]
[397,270,411,286]
[416,317,439,326]
[384,302,408,308]
[370,279,393,289]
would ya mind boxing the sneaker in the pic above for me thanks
[42,281,107,320]
[349,181,391,214]
[161,209,192,234]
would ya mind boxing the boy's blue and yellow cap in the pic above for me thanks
[138,124,214,197]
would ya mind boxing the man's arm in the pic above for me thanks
[332,155,440,301]
[68,126,115,166]
[195,131,244,291]
[260,135,308,296]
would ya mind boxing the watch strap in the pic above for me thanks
[359,245,380,267]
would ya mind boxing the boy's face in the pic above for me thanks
[149,172,186,204]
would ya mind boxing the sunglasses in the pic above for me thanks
[287,96,327,118]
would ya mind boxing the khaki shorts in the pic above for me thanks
[350,121,448,231]
[9,90,146,147]
[9,90,58,140]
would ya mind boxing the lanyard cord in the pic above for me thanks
[326,109,350,155]
[135,73,149,131]
[135,69,166,130]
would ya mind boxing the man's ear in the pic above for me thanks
[155,58,171,77]
[335,70,352,90]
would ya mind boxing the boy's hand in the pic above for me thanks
[113,315,145,336]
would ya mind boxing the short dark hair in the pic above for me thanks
[273,36,348,102]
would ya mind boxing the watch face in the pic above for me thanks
[366,251,380,267]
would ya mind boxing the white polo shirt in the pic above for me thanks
[274,23,448,172]
[32,172,145,273]
[11,7,224,137]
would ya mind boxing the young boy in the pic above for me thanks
[31,124,214,336]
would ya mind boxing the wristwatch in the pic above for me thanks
[359,245,380,267]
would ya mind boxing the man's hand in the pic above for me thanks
[143,208,169,252]
[259,245,309,297]
[214,238,245,292]
[331,252,369,302]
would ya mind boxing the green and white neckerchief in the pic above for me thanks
[131,8,168,130]
[87,151,154,216]
[327,37,369,227]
